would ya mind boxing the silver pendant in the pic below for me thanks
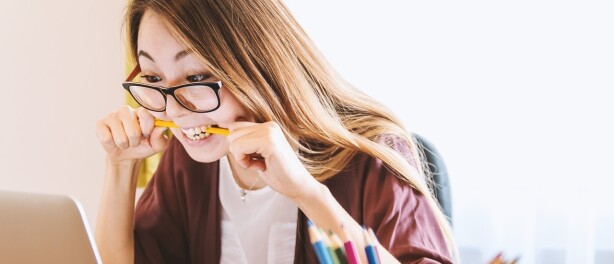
[240,190,247,202]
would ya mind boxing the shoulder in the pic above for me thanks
[327,135,454,263]
[376,133,419,168]
[324,133,424,212]
[353,134,423,203]
[340,133,419,181]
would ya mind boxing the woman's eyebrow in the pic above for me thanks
[137,50,191,63]
[174,50,191,61]
[138,50,155,62]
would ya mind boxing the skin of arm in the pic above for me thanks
[94,106,168,264]
[95,159,142,264]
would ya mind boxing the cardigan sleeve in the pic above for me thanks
[133,139,190,264]
[362,136,454,264]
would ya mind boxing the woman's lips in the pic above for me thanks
[175,128,216,147]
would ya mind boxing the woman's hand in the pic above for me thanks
[228,122,402,264]
[96,106,170,165]
[227,121,321,201]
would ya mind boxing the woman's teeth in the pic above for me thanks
[181,125,213,141]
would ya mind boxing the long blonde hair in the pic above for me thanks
[126,0,457,259]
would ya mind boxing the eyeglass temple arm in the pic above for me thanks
[126,64,141,82]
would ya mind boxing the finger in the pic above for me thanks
[106,116,130,149]
[229,121,284,149]
[119,108,142,148]
[231,149,250,169]
[136,107,155,137]
[229,135,267,168]
[228,128,263,151]
[227,121,257,133]
[231,151,266,171]
[229,138,252,169]
[95,120,119,154]
[149,126,170,153]
[226,128,253,145]
[226,123,261,144]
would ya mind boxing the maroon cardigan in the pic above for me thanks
[134,137,453,264]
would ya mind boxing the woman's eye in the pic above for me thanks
[187,74,209,82]
[141,75,161,83]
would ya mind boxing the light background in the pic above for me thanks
[0,0,125,242]
[1,0,612,263]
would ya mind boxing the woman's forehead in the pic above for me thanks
[137,10,191,63]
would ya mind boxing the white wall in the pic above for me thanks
[1,0,612,263]
[0,0,125,227]
[284,0,614,263]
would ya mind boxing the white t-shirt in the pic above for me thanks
[218,156,298,264]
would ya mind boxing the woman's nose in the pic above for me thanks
[165,95,190,119]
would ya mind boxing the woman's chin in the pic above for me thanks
[174,130,227,163]
[185,151,223,163]
[183,145,227,163]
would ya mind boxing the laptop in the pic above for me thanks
[0,191,101,264]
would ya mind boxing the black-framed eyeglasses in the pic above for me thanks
[122,64,222,113]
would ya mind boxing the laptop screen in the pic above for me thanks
[0,191,101,264]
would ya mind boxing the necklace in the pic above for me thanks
[229,162,261,203]
[239,177,261,202]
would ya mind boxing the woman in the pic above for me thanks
[95,0,456,263]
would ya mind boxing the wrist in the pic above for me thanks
[106,156,141,170]
[105,157,142,186]
[292,178,328,206]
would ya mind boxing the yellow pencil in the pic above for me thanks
[153,120,178,128]
[154,120,230,136]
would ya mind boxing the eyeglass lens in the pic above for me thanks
[128,85,218,112]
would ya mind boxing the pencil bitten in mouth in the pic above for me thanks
[181,124,218,141]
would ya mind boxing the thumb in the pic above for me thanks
[149,127,170,153]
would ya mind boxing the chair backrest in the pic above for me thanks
[413,134,453,225]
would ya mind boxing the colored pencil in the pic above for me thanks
[363,228,379,264]
[367,228,381,262]
[339,224,361,264]
[488,252,504,264]
[330,233,349,264]
[320,230,341,264]
[308,221,334,264]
